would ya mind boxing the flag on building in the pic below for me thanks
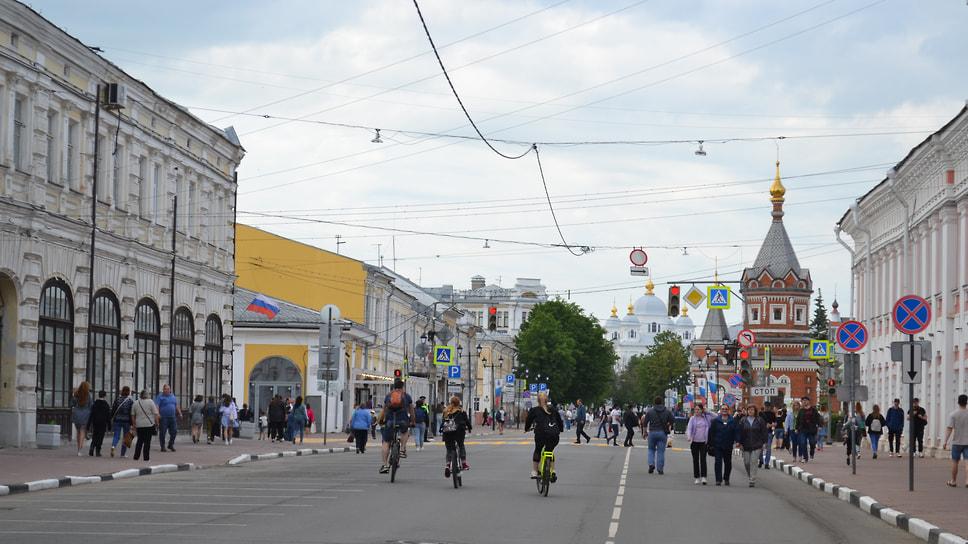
[246,293,280,319]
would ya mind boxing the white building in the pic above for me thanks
[838,103,968,455]
[603,279,696,371]
[0,2,243,447]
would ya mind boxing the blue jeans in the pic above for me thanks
[413,422,426,447]
[798,431,817,460]
[647,431,668,471]
[159,416,178,449]
[759,429,774,466]
[597,421,608,438]
[111,421,131,456]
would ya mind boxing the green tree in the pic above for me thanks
[609,361,641,408]
[631,331,690,403]
[810,289,830,339]
[514,299,616,405]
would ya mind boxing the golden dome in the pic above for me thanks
[645,279,655,294]
[770,161,786,202]
[611,299,618,318]
[627,298,634,315]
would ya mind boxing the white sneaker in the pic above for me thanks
[701,477,707,485]
[530,471,539,479]
[694,478,701,485]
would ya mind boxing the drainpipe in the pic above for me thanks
[833,225,855,318]
[850,203,874,413]
[886,168,910,295]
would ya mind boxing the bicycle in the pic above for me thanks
[388,422,406,483]
[446,447,463,488]
[536,446,555,496]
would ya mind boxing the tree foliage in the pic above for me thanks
[631,331,691,403]
[810,289,829,340]
[514,299,616,405]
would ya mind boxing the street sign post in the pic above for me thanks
[752,386,777,397]
[836,321,868,352]
[809,340,829,359]
[737,329,755,348]
[892,295,931,492]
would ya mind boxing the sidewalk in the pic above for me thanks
[765,442,968,544]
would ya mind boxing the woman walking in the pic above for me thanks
[132,390,159,462]
[109,386,133,458]
[413,399,429,451]
[189,394,205,444]
[219,395,238,445]
[686,403,717,485]
[737,404,769,487]
[865,404,886,459]
[350,404,373,453]
[70,381,93,456]
[709,404,739,485]
[290,396,308,443]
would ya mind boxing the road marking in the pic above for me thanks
[604,446,633,544]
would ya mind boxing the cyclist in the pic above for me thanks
[441,395,472,476]
[379,378,415,474]
[524,391,564,481]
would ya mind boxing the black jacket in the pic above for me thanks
[643,405,674,433]
[525,406,564,436]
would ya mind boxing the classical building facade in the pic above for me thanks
[0,2,244,447]
[603,280,696,371]
[838,104,968,455]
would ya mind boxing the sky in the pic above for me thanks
[26,0,968,330]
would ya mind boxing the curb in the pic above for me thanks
[772,458,968,544]
[0,447,353,497]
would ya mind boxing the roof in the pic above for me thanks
[750,219,802,278]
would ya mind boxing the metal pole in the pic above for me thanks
[908,334,915,492]
[323,307,333,445]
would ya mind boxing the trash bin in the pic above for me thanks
[674,417,688,434]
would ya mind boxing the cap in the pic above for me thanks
[913,397,920,403]
[893,398,900,403]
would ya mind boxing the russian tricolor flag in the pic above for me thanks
[246,293,280,319]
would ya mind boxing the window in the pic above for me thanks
[751,308,759,322]
[152,163,163,218]
[13,96,26,171]
[629,330,636,339]
[204,315,223,398]
[134,299,160,395]
[46,112,58,183]
[521,311,529,322]
[96,136,108,201]
[112,144,124,207]
[795,308,804,323]
[67,120,79,190]
[171,307,194,409]
[89,290,120,393]
[175,173,185,232]
[38,279,74,408]
[136,156,146,216]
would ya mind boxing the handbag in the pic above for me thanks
[346,433,355,443]
[123,428,136,448]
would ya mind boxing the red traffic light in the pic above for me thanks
[739,349,750,360]
[670,285,680,295]
[489,306,497,315]
[393,369,402,377]
[828,379,835,387]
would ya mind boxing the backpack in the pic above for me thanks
[386,389,407,412]
[441,413,458,433]
[870,418,882,433]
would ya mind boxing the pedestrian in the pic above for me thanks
[942,394,968,487]
[816,404,828,451]
[785,401,801,461]
[305,403,314,434]
[908,397,927,457]
[775,405,787,450]
[267,395,286,442]
[758,401,777,469]
[885,398,905,457]
[573,399,590,444]
[219,395,238,445]
[845,407,864,465]
[564,406,572,431]
[132,389,159,462]
[70,381,93,456]
[795,397,822,463]
[709,404,740,485]
[413,399,429,451]
[686,403,717,484]
[865,404,887,459]
[441,396,472,475]
[623,404,638,447]
[596,406,609,438]
[258,410,267,440]
[497,407,506,435]
[642,396,675,475]
[350,403,373,454]
[109,386,133,458]
[238,403,253,422]
[370,409,378,439]
[608,405,622,446]
[482,408,490,429]
[290,396,308,443]
[853,402,867,458]
[155,384,183,452]
[204,395,220,444]
[88,390,111,457]
[189,394,205,444]
[736,404,769,487]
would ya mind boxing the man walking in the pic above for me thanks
[942,394,968,487]
[608,405,623,446]
[573,399,590,444]
[155,384,183,452]
[795,397,821,462]
[908,397,928,457]
[623,404,638,447]
[643,397,675,474]
[758,401,777,470]
[885,398,905,457]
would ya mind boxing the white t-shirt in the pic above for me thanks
[610,408,622,425]
[947,407,968,445]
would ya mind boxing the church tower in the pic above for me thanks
[739,163,814,405]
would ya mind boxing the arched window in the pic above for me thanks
[204,315,223,398]
[89,289,121,394]
[134,299,160,396]
[171,307,194,408]
[38,279,73,408]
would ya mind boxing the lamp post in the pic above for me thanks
[420,329,437,434]
[494,356,504,431]
[704,346,713,407]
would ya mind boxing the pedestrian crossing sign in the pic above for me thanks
[809,340,828,359]
[434,346,454,365]
[707,287,731,309]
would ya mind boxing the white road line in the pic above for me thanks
[604,446,633,543]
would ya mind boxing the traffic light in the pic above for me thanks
[828,387,837,396]
[393,369,402,378]
[827,378,835,388]
[739,349,752,385]
[668,286,681,317]
[487,306,498,331]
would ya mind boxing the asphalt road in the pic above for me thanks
[0,437,923,544]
